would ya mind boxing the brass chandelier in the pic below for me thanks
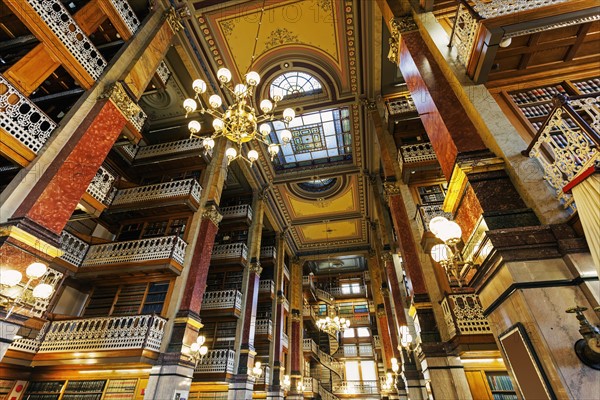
[182,0,296,166]
[316,305,350,336]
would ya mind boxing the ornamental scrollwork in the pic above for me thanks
[202,204,223,226]
[383,181,401,203]
[248,261,263,276]
[101,82,142,123]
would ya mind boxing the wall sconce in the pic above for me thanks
[399,325,415,360]
[428,216,477,286]
[249,360,264,380]
[566,305,600,370]
[189,334,208,366]
[1,263,54,319]
[281,374,291,392]
[391,357,400,374]
[381,372,395,392]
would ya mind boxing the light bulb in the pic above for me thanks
[217,68,232,83]
[26,262,47,279]
[188,120,201,134]
[499,37,512,48]
[202,138,215,150]
[199,345,208,356]
[391,357,398,365]
[234,84,248,97]
[197,335,206,345]
[247,149,259,163]
[437,220,462,243]
[3,286,22,299]
[281,129,292,143]
[190,342,200,352]
[392,363,399,373]
[192,79,207,94]
[282,108,295,123]
[226,147,237,162]
[0,268,22,287]
[430,244,451,263]
[255,361,261,368]
[259,123,272,136]
[428,216,449,238]
[246,71,260,86]
[32,283,53,299]
[260,99,273,113]
[183,98,197,114]
[209,95,222,109]
[212,118,224,131]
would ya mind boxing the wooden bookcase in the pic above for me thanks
[83,281,171,318]
[0,380,15,400]
[103,379,139,400]
[486,372,518,400]
[22,379,141,400]
[62,380,106,400]
[23,381,66,400]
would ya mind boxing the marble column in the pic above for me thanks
[424,356,473,400]
[268,234,286,400]
[287,309,303,400]
[382,251,408,329]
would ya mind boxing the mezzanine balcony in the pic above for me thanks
[8,314,166,367]
[282,332,289,349]
[77,235,187,277]
[258,279,275,299]
[260,246,277,262]
[194,349,236,376]
[255,318,273,340]
[398,142,439,183]
[57,231,90,272]
[441,294,493,340]
[330,285,367,299]
[220,204,253,226]
[109,178,201,215]
[201,289,243,318]
[82,165,117,214]
[333,381,379,396]
[345,314,371,326]
[210,242,248,266]
[116,137,206,168]
[416,202,454,240]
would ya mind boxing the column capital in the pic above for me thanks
[248,261,263,276]
[381,251,394,263]
[381,285,391,297]
[388,16,418,64]
[165,7,183,32]
[376,304,387,318]
[384,181,402,203]
[291,309,301,322]
[100,82,140,120]
[202,204,223,226]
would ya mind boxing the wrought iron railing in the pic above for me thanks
[255,319,273,336]
[333,381,379,395]
[525,94,599,213]
[59,231,90,267]
[330,286,367,298]
[220,204,253,221]
[258,280,274,295]
[156,61,171,85]
[441,294,492,338]
[260,246,277,260]
[201,289,243,313]
[81,235,187,267]
[471,0,568,18]
[194,349,236,374]
[398,142,437,171]
[86,166,117,205]
[108,0,140,34]
[211,242,248,261]
[416,202,453,235]
[111,178,201,207]
[38,314,166,352]
[135,137,204,160]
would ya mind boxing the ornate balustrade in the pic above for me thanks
[194,349,236,374]
[9,337,41,353]
[282,332,289,348]
[283,263,290,277]
[38,314,166,353]
[441,294,492,338]
[318,381,340,400]
[86,166,117,206]
[135,137,204,160]
[303,304,317,322]
[363,270,370,281]
[333,381,379,395]
[211,242,248,262]
[59,231,90,267]
[260,246,277,260]
[201,290,243,313]
[0,74,57,156]
[373,335,381,349]
[398,142,437,168]
[81,235,187,268]
[316,346,343,376]
[302,377,318,393]
[416,202,453,235]
[453,3,480,67]
[282,296,290,312]
[256,365,270,385]
[129,109,148,133]
[108,0,140,34]
[330,286,367,298]
[385,94,417,119]
[258,279,275,295]
[111,178,201,208]
[220,204,253,221]
[302,275,314,288]
[255,319,273,337]
[156,61,172,85]
[471,0,568,19]
[315,288,333,302]
[526,94,599,213]
[303,338,318,354]
[26,0,107,80]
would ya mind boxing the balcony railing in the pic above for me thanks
[373,335,381,349]
[330,286,367,298]
[38,314,166,353]
[347,314,371,326]
[0,74,57,155]
[221,204,253,221]
[441,294,492,338]
[398,142,437,167]
[526,94,599,213]
[255,319,273,337]
[256,365,270,385]
[303,377,318,394]
[109,0,140,34]
[85,166,117,205]
[303,304,317,321]
[416,202,453,236]
[282,296,290,312]
[471,0,568,19]
[81,235,187,268]
[135,137,204,160]
[318,381,340,400]
[315,288,333,303]
[59,231,89,267]
[260,246,277,260]
[302,275,314,288]
[282,332,289,348]
[333,381,379,395]
[339,344,373,357]
[211,242,248,262]
[195,349,236,374]
[156,61,171,85]
[202,290,243,313]
[258,280,275,295]
[111,178,201,208]
[303,338,318,354]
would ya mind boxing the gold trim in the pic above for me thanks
[202,204,223,226]
[0,225,63,258]
[173,316,204,330]
[100,81,142,123]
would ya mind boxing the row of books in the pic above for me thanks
[65,380,105,392]
[492,394,518,400]
[487,373,514,391]
[106,379,138,392]
[62,394,102,400]
[25,381,65,393]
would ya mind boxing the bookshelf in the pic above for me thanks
[0,380,14,400]
[103,379,138,400]
[23,381,65,400]
[141,281,169,314]
[84,281,170,317]
[84,286,118,317]
[486,372,517,400]
[112,284,147,316]
[62,380,106,400]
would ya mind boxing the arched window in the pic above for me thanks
[269,71,323,100]
[298,178,337,192]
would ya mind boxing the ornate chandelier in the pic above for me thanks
[182,69,296,166]
[316,306,350,336]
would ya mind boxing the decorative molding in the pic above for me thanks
[505,13,600,39]
[383,181,401,203]
[376,307,387,317]
[380,286,390,297]
[248,261,263,276]
[381,252,393,262]
[101,82,142,123]
[165,7,183,32]
[388,16,418,64]
[202,204,223,226]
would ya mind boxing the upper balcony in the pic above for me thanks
[415,202,454,243]
[210,242,248,266]
[201,289,243,318]
[255,318,273,340]
[81,166,117,215]
[194,349,236,377]
[8,314,167,367]
[108,178,202,215]
[282,332,289,350]
[345,314,371,327]
[260,246,277,263]
[57,231,90,272]
[116,137,208,169]
[441,294,495,348]
[220,204,253,227]
[77,235,187,277]
[330,285,367,299]
[258,279,275,299]
[333,381,379,396]
[397,142,440,183]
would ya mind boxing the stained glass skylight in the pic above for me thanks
[298,178,337,192]
[270,71,323,100]
[268,107,352,170]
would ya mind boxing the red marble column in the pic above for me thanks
[272,292,285,385]
[290,310,301,375]
[377,304,397,369]
[381,287,402,360]
[237,263,262,374]
[382,252,408,328]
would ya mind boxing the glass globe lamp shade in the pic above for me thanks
[188,120,201,134]
[3,286,22,299]
[255,361,261,369]
[209,95,222,109]
[345,320,351,328]
[226,147,237,160]
[183,98,197,113]
[190,342,200,352]
[246,71,260,86]
[234,84,248,97]
[202,138,215,150]
[197,335,206,346]
[0,269,22,287]
[26,262,47,279]
[199,345,208,356]
[281,129,292,144]
[430,244,451,263]
[428,216,449,238]
[259,123,272,136]
[392,362,399,373]
[216,68,232,83]
[212,118,224,131]
[192,79,207,94]
[436,220,462,243]
[260,99,273,113]
[282,108,295,123]
[32,283,53,299]
[247,150,259,162]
